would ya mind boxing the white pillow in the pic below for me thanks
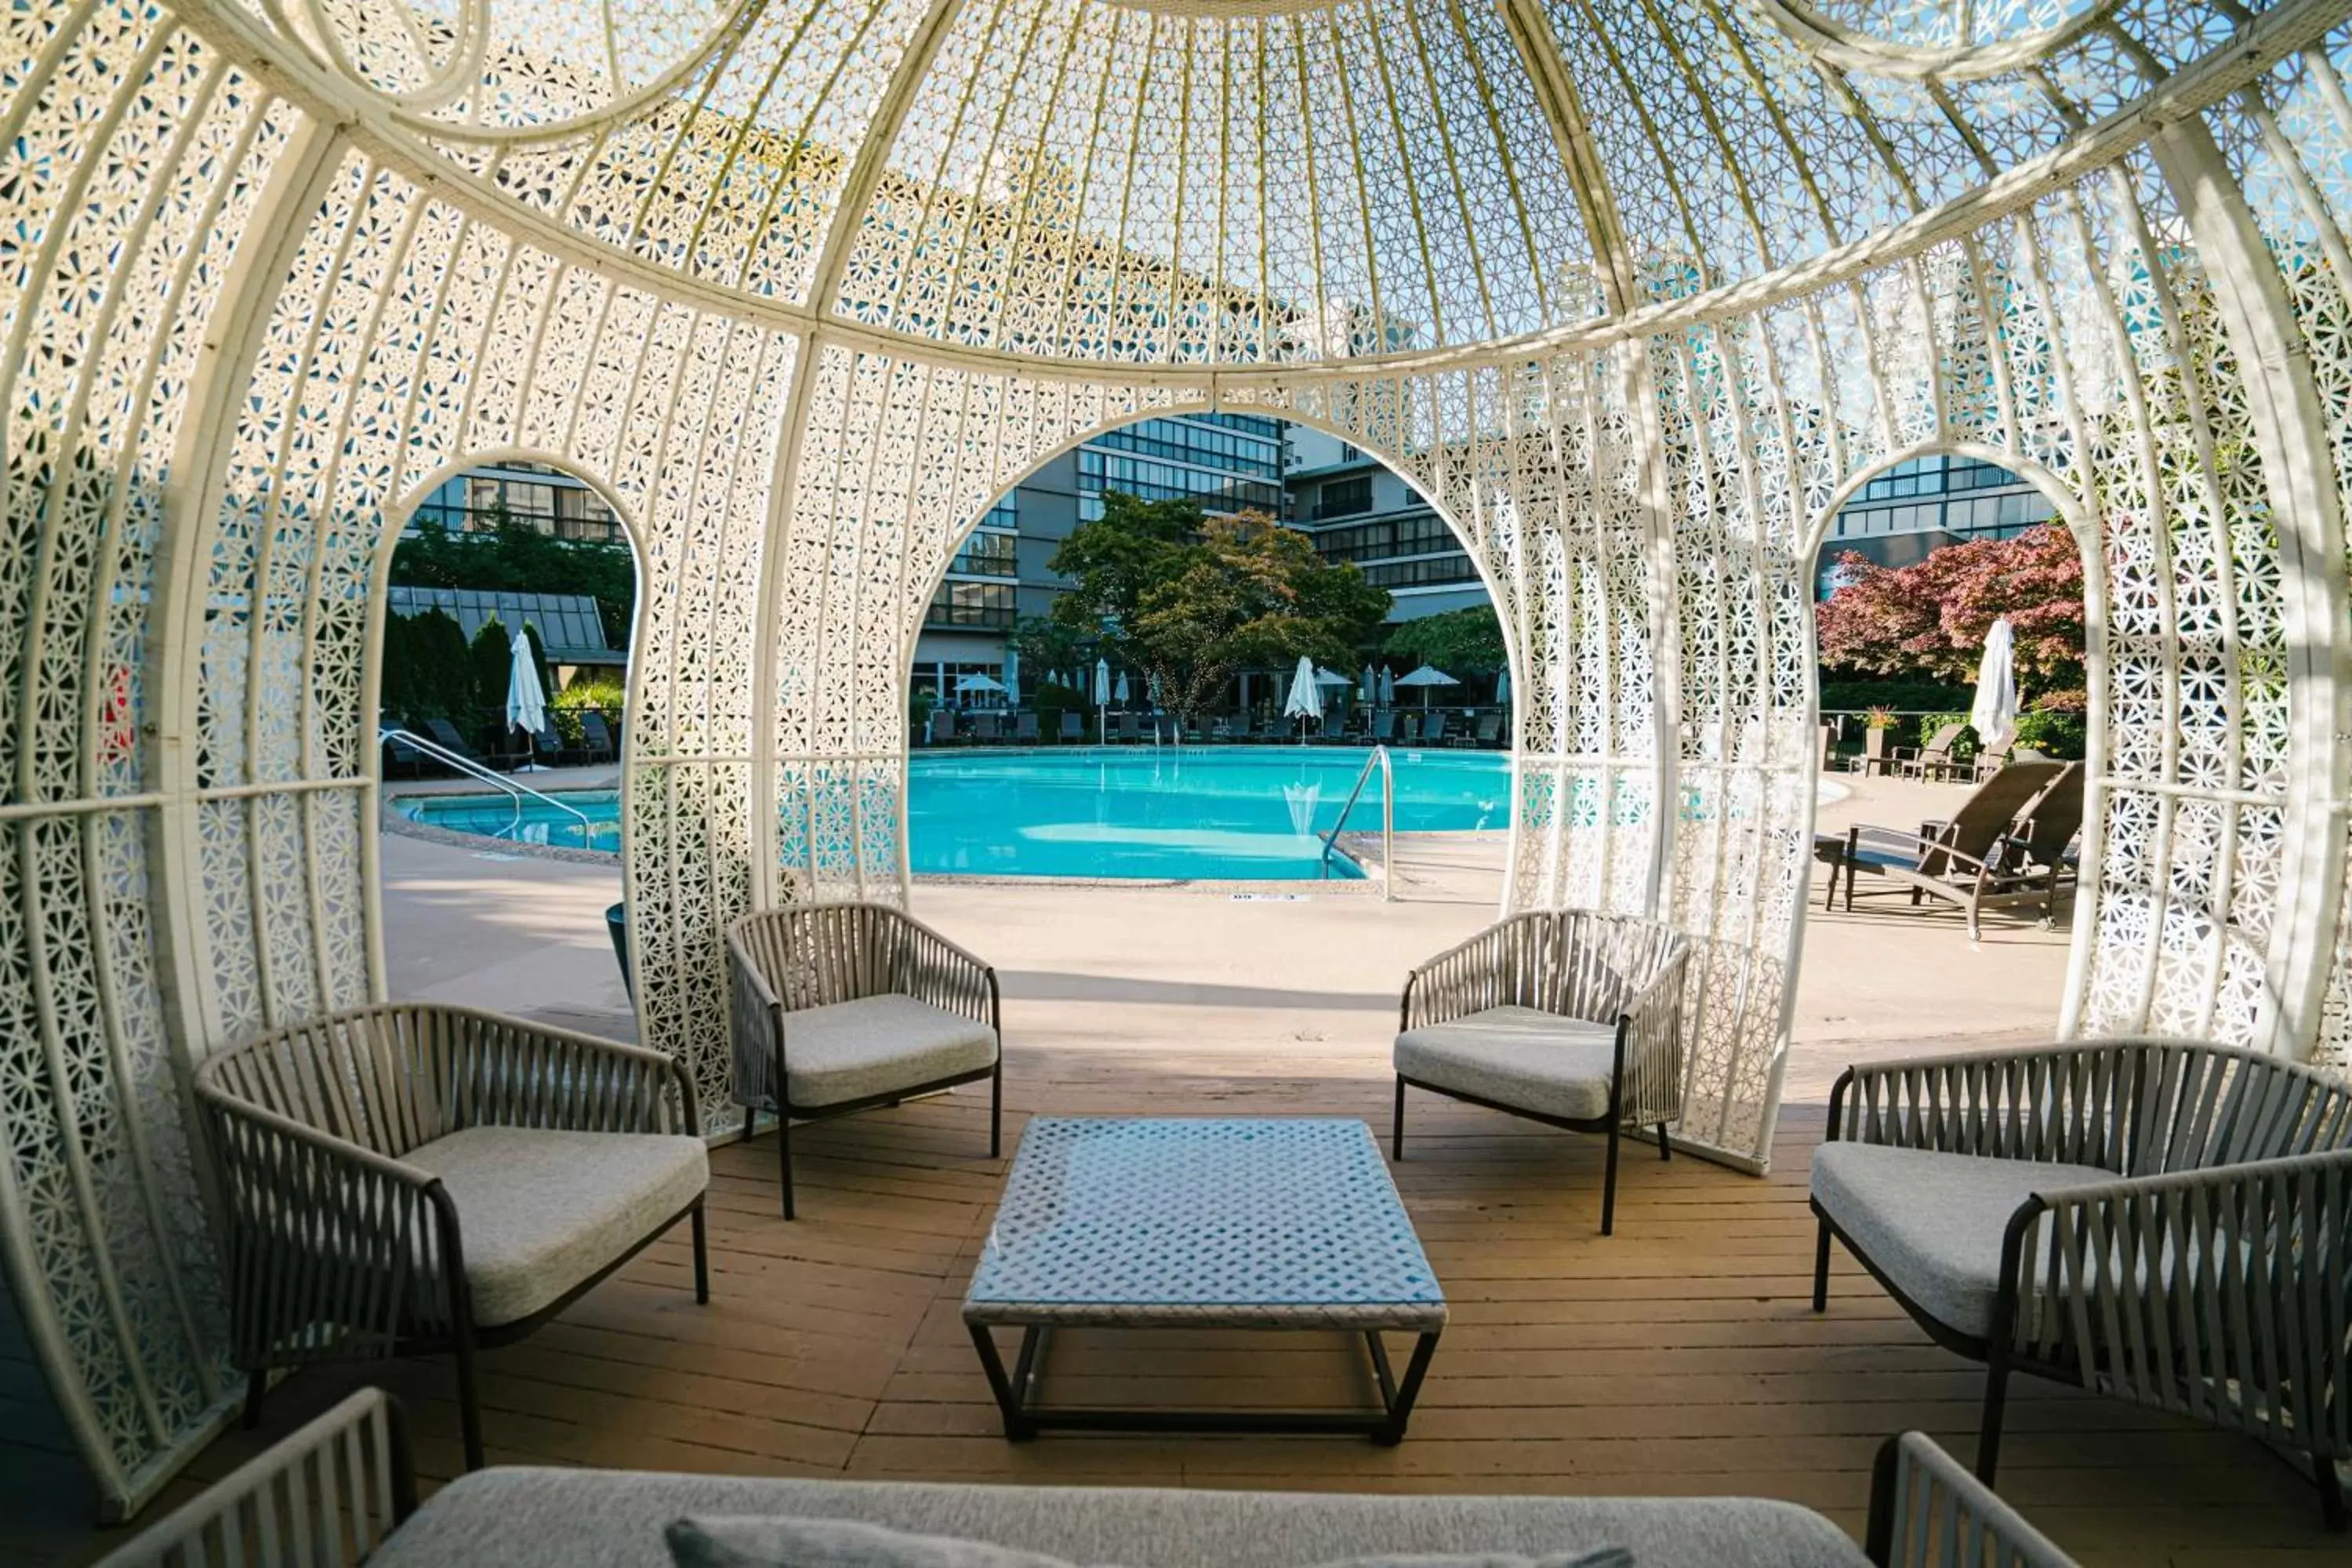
[664,1516,1631,1568]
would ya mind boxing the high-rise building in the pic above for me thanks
[1817,455,2058,595]
[910,412,1287,699]
[405,459,628,543]
[1280,427,1485,623]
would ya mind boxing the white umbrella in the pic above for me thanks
[1113,670,1130,704]
[506,630,550,771]
[955,673,1006,695]
[1394,663,1460,707]
[1969,617,2020,750]
[1148,671,1163,706]
[1360,664,1377,702]
[1378,666,1396,706]
[1093,658,1111,704]
[1496,665,1511,704]
[1002,649,1020,708]
[1315,666,1352,687]
[1283,655,1323,736]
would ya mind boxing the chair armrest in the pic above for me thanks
[194,1090,459,1363]
[433,1005,698,1138]
[1995,1149,2352,1433]
[869,904,1000,1035]
[1400,914,1544,1031]
[94,1389,417,1568]
[1613,942,1690,1128]
[1866,1432,2076,1566]
[1824,1040,2137,1166]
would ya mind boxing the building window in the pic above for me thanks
[1313,475,1374,520]
[927,579,1016,629]
[949,532,1018,578]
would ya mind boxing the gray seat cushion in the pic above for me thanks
[372,1469,1871,1568]
[1810,1142,2113,1340]
[1394,1006,1621,1123]
[780,993,996,1109]
[405,1128,708,1327]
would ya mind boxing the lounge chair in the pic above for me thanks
[424,716,492,770]
[194,1004,708,1469]
[576,710,618,764]
[1394,911,1690,1235]
[1971,737,2014,780]
[1994,762,2085,924]
[1396,713,1420,744]
[1896,722,1966,781]
[1368,710,1398,745]
[1473,712,1503,747]
[529,723,566,765]
[1813,1037,2352,1526]
[1012,711,1039,743]
[727,902,1001,1219]
[1822,760,2066,938]
[1058,710,1082,742]
[1115,711,1142,743]
[968,711,1001,744]
[929,708,957,746]
[1421,712,1450,746]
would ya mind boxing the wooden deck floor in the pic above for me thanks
[141,1043,2345,1568]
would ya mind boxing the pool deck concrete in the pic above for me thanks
[383,768,2074,1101]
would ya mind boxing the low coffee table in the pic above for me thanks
[963,1116,1446,1443]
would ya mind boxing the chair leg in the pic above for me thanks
[778,1113,796,1221]
[453,1318,485,1472]
[1975,1355,2009,1483]
[1599,1120,1621,1236]
[989,1061,1002,1159]
[739,1106,757,1145]
[1391,1077,1406,1160]
[241,1367,267,1430]
[690,1201,710,1304]
[1655,1122,1671,1161]
[1812,1218,1832,1313]
[2319,1457,2348,1533]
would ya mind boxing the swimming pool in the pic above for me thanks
[390,746,1514,880]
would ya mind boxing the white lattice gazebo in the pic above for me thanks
[8,0,2352,1518]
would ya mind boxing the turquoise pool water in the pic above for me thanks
[391,746,1512,880]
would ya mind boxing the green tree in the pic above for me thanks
[381,607,472,722]
[1382,604,1505,674]
[392,510,636,648]
[1009,615,1097,691]
[469,615,514,729]
[1051,494,1390,724]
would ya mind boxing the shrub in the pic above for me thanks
[2013,708,2087,759]
[380,608,471,724]
[551,673,623,749]
[1819,677,1974,713]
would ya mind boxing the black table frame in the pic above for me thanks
[965,1319,1443,1445]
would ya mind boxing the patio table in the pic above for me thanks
[963,1116,1446,1443]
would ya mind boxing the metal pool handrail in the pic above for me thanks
[1319,744,1395,902]
[379,726,597,848]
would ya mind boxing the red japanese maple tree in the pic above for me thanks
[1816,522,2085,695]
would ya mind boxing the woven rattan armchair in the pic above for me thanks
[1394,910,1689,1235]
[728,902,1001,1219]
[194,1004,708,1471]
[1813,1038,2352,1527]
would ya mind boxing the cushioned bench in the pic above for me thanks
[103,1391,2078,1568]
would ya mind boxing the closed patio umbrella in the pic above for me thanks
[1360,664,1377,702]
[1283,654,1323,739]
[506,630,550,772]
[1496,665,1511,704]
[1378,666,1396,707]
[1002,649,1020,709]
[1395,663,1459,708]
[1093,657,1110,742]
[1114,670,1130,705]
[1970,617,2019,750]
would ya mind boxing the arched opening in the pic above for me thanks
[365,449,649,1043]
[892,410,1520,898]
[1790,441,2103,1093]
